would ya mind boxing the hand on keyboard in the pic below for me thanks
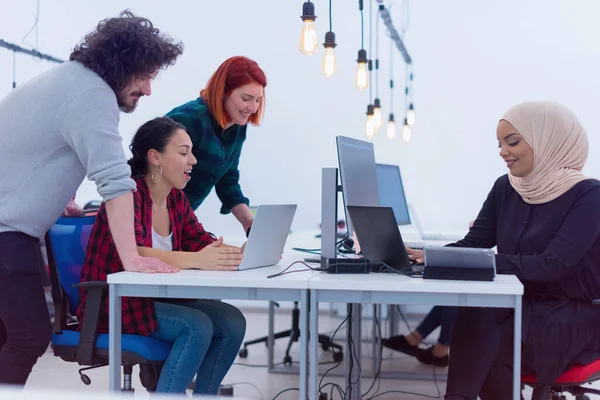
[406,246,424,264]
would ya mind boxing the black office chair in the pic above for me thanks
[238,301,343,365]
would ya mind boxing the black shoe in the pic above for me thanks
[381,335,423,358]
[417,346,449,367]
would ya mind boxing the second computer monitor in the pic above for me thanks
[376,163,411,225]
[336,136,380,235]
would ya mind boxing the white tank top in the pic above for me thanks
[151,227,172,251]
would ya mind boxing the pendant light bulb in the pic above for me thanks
[373,98,383,131]
[402,118,411,142]
[407,103,416,126]
[355,49,369,91]
[365,104,376,138]
[387,114,396,139]
[299,2,318,56]
[321,32,338,78]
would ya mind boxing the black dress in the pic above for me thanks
[446,175,600,396]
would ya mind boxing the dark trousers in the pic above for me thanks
[415,306,459,346]
[0,232,52,386]
[444,306,533,400]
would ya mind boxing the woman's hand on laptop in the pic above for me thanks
[196,236,243,270]
[406,247,424,264]
[221,241,246,254]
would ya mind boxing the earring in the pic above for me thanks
[151,165,163,183]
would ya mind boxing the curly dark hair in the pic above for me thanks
[70,10,184,92]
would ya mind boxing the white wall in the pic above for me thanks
[1,0,599,238]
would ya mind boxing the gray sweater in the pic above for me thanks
[0,61,136,238]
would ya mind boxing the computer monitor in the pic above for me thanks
[336,136,380,236]
[376,163,411,225]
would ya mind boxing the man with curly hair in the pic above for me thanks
[0,10,183,385]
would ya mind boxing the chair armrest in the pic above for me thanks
[45,234,67,333]
[593,299,600,305]
[75,281,108,365]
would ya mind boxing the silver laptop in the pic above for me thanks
[238,204,297,270]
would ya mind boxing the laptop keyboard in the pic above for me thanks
[405,242,424,250]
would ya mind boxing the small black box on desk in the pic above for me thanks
[423,247,496,282]
[323,257,371,274]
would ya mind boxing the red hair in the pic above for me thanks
[200,56,267,129]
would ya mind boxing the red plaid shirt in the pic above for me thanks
[76,177,215,336]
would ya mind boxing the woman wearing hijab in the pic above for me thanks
[408,101,600,399]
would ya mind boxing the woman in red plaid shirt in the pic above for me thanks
[78,117,246,394]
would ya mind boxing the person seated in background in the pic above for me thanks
[77,117,246,395]
[384,220,475,366]
[407,101,600,399]
[382,306,458,366]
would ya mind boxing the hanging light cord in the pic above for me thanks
[368,0,373,104]
[405,65,409,118]
[410,66,414,104]
[369,0,372,54]
[375,4,380,99]
[21,0,40,50]
[329,0,333,31]
[12,52,16,89]
[360,1,364,48]
[389,23,393,112]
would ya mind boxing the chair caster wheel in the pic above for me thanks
[333,352,343,362]
[80,374,91,385]
[238,348,248,358]
[283,355,293,366]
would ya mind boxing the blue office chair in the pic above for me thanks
[45,215,171,391]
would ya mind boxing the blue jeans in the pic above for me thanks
[151,299,246,394]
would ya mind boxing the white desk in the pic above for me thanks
[107,252,318,400]
[307,273,524,400]
[106,232,524,400]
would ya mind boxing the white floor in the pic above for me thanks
[21,304,598,399]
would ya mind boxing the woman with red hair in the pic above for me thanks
[165,56,266,236]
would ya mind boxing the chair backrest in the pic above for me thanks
[46,215,96,316]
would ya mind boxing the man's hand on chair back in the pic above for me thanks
[63,196,84,217]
